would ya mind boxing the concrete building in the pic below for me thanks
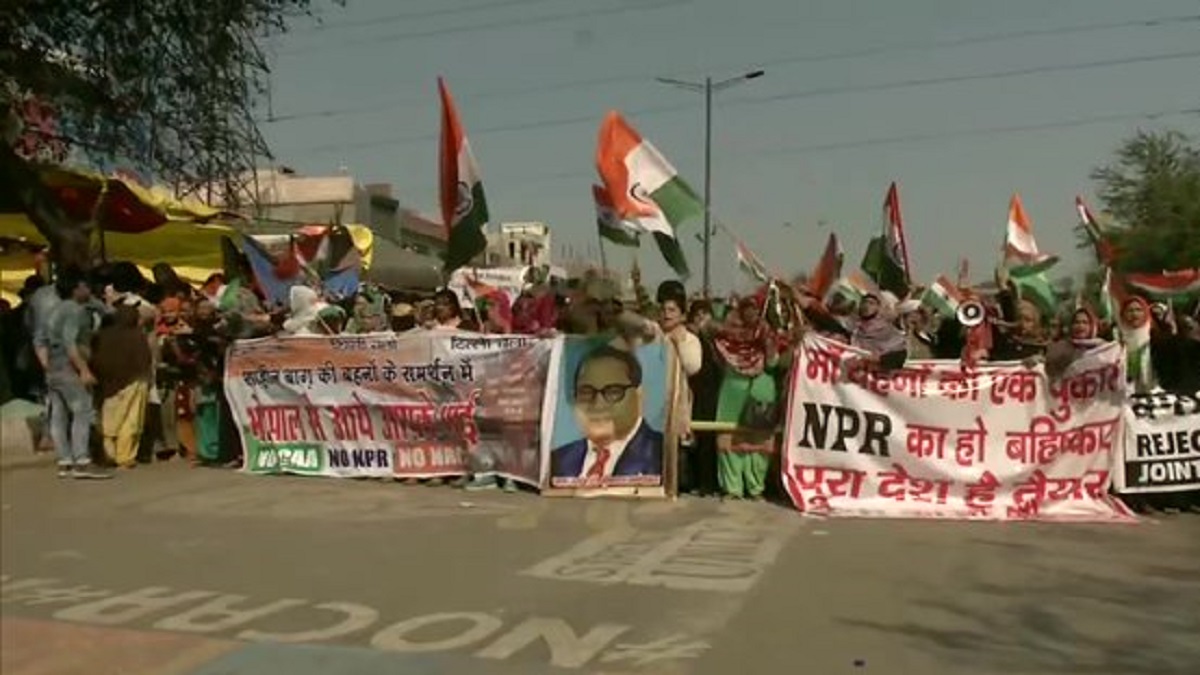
[483,221,551,267]
[215,169,450,257]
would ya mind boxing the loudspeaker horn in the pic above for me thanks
[957,299,986,327]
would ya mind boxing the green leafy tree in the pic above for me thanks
[1,0,341,268]
[1085,129,1200,273]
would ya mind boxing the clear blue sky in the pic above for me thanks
[261,0,1200,292]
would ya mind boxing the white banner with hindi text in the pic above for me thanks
[782,334,1134,522]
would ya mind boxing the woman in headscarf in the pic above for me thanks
[1147,302,1200,396]
[282,286,346,336]
[851,293,908,369]
[1117,296,1172,515]
[712,296,779,500]
[987,267,1050,363]
[91,305,153,469]
[895,298,935,360]
[1118,296,1156,392]
[1044,306,1107,379]
[989,297,1050,363]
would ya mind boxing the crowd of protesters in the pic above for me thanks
[0,258,1196,511]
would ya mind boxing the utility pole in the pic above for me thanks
[657,69,765,298]
[703,76,712,299]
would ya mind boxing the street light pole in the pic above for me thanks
[703,76,713,298]
[656,70,764,298]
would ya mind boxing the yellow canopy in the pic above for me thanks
[0,214,375,300]
[1,213,234,296]
[34,164,229,226]
[1,164,374,299]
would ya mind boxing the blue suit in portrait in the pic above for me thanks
[550,421,663,479]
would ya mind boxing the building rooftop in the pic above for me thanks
[401,209,446,242]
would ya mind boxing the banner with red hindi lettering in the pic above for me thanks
[225,332,550,485]
[782,334,1135,522]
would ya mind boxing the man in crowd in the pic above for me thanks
[40,268,110,479]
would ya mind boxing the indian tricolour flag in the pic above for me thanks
[1096,267,1117,324]
[1124,269,1200,299]
[439,77,490,274]
[831,270,878,303]
[595,110,703,277]
[807,232,843,301]
[861,182,912,296]
[1075,196,1115,265]
[921,275,964,319]
[1004,193,1058,275]
[735,241,770,283]
[593,184,640,248]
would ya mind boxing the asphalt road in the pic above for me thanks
[2,463,1199,675]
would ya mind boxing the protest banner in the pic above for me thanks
[540,336,681,497]
[1115,390,1200,494]
[225,332,550,485]
[782,334,1135,522]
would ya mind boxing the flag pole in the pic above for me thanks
[597,230,610,275]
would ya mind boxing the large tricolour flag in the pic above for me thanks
[596,110,703,277]
[439,77,490,274]
[593,184,640,248]
[1004,193,1057,275]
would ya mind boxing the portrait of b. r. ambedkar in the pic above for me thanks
[550,344,663,480]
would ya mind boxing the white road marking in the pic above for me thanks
[601,634,711,666]
[371,612,504,652]
[523,513,799,592]
[153,594,308,633]
[4,574,707,670]
[475,617,629,669]
[53,587,216,625]
[239,602,380,643]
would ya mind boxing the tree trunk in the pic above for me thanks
[0,143,93,270]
